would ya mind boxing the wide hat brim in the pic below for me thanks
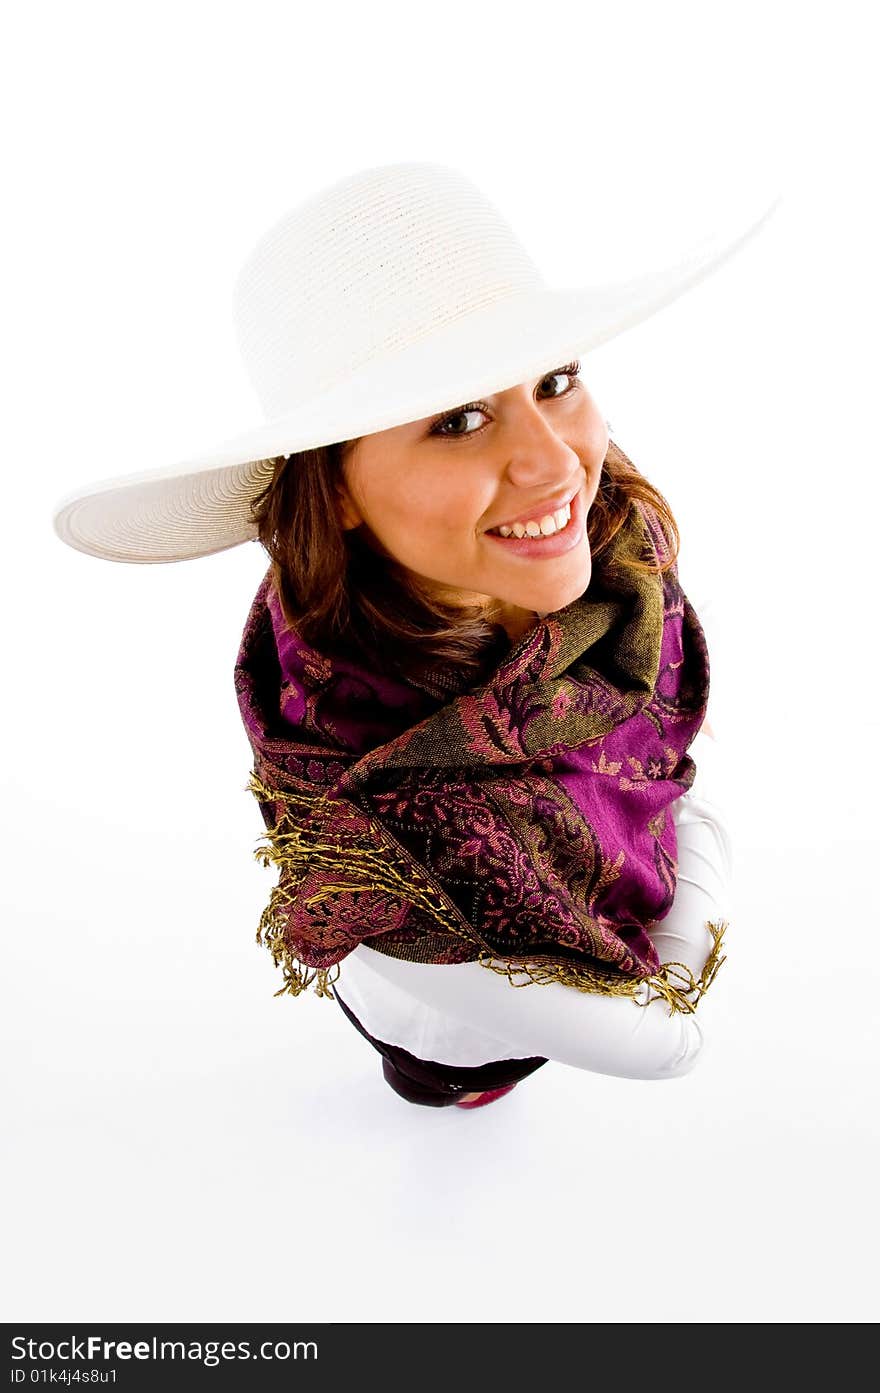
[51,198,779,564]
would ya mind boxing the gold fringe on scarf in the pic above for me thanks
[257,932,341,1000]
[247,770,479,999]
[475,917,728,1016]
[246,770,728,1015]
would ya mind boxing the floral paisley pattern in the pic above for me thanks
[234,483,712,1003]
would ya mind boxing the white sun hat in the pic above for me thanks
[51,160,779,565]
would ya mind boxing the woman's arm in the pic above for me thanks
[348,739,730,1083]
[346,941,707,1080]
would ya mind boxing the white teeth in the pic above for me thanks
[495,500,571,539]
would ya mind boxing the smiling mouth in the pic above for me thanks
[481,485,587,558]
[486,498,573,539]
[483,475,584,538]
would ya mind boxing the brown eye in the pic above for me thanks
[434,407,488,438]
[539,363,581,398]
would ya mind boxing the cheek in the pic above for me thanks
[577,402,608,460]
[391,481,481,547]
[577,435,604,495]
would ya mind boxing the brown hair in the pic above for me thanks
[247,436,680,690]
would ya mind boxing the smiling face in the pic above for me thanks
[335,361,609,642]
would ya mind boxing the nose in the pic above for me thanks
[501,401,582,487]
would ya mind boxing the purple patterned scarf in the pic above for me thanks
[234,492,727,1015]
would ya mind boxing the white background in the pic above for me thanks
[3,0,878,1324]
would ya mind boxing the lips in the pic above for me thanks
[484,480,581,533]
[482,484,586,560]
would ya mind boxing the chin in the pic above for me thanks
[535,562,592,612]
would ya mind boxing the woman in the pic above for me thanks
[52,161,766,1109]
[243,395,729,1108]
[240,408,733,1108]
